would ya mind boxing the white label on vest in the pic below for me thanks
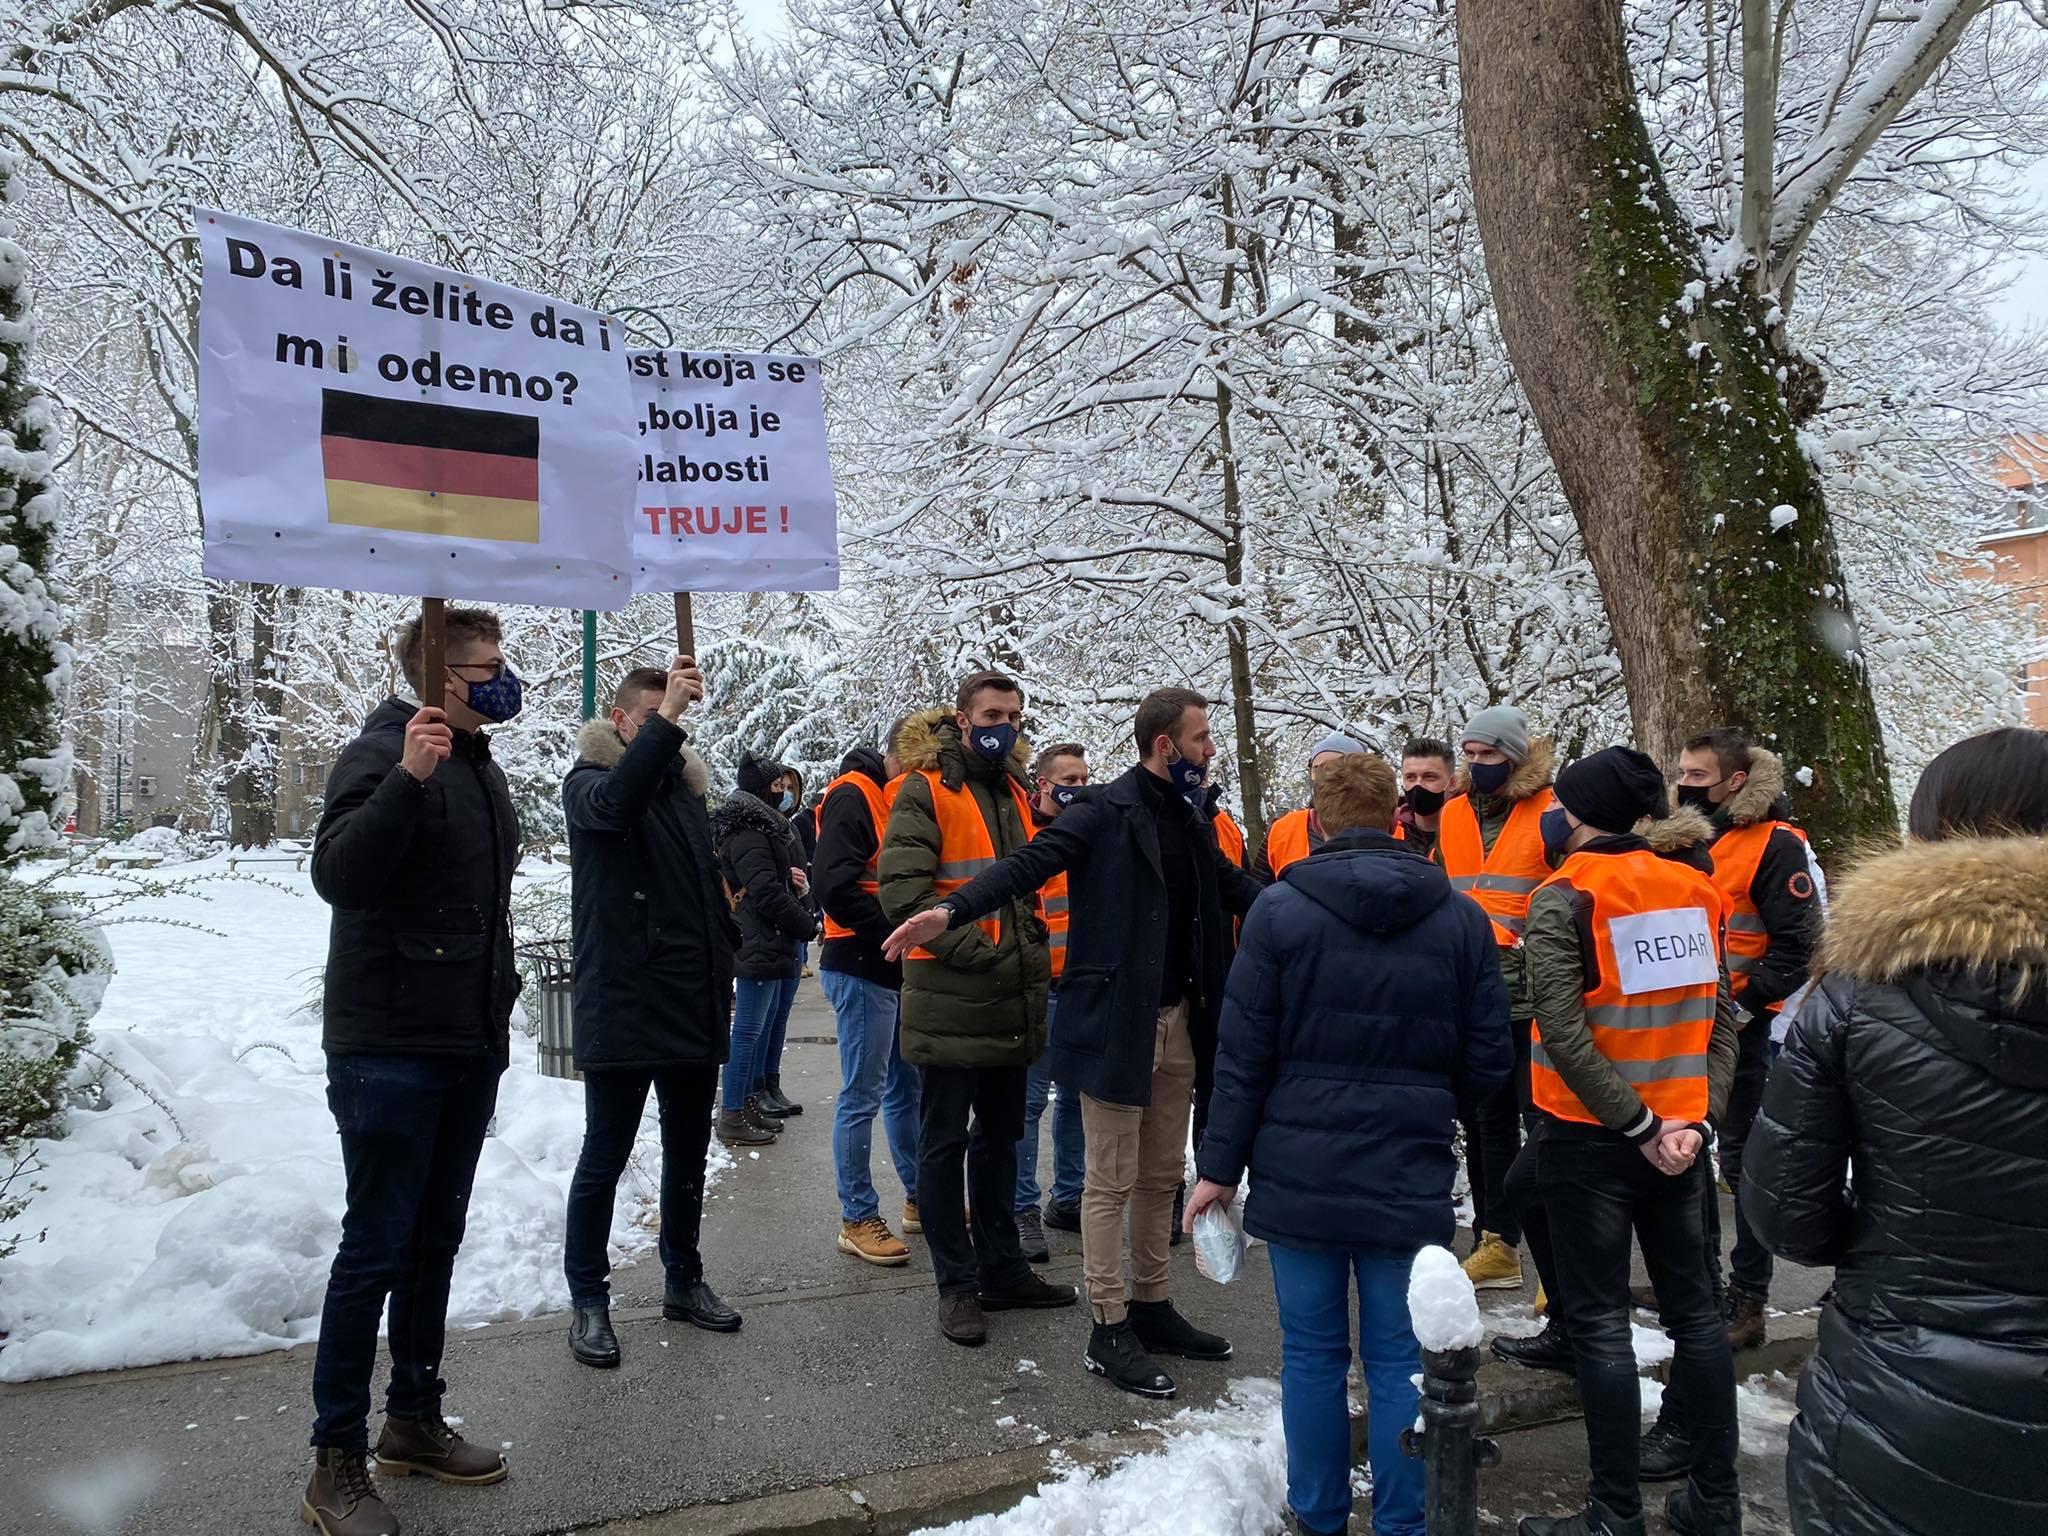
[1608,908,1717,996]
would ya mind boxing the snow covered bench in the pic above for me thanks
[93,850,162,871]
[225,850,309,872]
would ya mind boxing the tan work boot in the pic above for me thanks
[301,1447,398,1535]
[1462,1232,1524,1291]
[1533,1280,1549,1318]
[373,1413,508,1485]
[839,1215,911,1266]
[901,1198,923,1234]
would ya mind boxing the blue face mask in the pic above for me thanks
[969,721,1017,764]
[1540,805,1574,864]
[779,789,796,813]
[1050,784,1082,809]
[1468,759,1513,796]
[1167,747,1208,807]
[463,664,523,724]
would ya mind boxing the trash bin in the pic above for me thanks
[520,941,578,1081]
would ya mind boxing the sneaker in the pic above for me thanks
[1665,1486,1743,1536]
[1015,1207,1051,1264]
[1517,1499,1647,1536]
[1129,1297,1232,1360]
[1042,1198,1082,1233]
[838,1216,910,1267]
[373,1413,508,1485]
[901,1198,923,1235]
[980,1272,1077,1310]
[743,1094,784,1135]
[1085,1319,1176,1399]
[1491,1321,1575,1374]
[1726,1288,1768,1352]
[939,1292,986,1346]
[1639,1416,1696,1481]
[716,1108,774,1147]
[568,1303,619,1368]
[1463,1231,1524,1291]
[301,1447,398,1536]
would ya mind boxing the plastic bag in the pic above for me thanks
[1192,1201,1247,1285]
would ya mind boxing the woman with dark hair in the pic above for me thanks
[1743,726,2048,1536]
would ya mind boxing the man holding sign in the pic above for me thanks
[1515,748,1741,1536]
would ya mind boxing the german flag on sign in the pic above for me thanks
[321,389,540,544]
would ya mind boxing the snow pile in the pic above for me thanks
[100,825,209,864]
[918,1378,1288,1536]
[0,858,718,1381]
[1737,1372,1799,1456]
[1408,1245,1483,1351]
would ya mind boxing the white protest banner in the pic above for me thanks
[196,208,636,609]
[629,348,840,593]
[1608,907,1720,996]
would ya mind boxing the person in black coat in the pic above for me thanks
[560,658,743,1369]
[302,606,518,1534]
[885,687,1263,1399]
[711,750,818,1141]
[1185,753,1510,1536]
[1743,727,2048,1536]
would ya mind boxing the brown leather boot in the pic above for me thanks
[1726,1288,1768,1352]
[301,1447,398,1535]
[373,1413,508,1485]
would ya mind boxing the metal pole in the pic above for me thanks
[1402,1343,1499,1536]
[580,609,597,721]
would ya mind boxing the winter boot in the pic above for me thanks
[901,1198,923,1234]
[1491,1320,1575,1374]
[301,1447,398,1536]
[569,1303,619,1368]
[664,1280,742,1332]
[1042,1197,1082,1233]
[980,1271,1077,1310]
[1665,1486,1744,1536]
[939,1292,987,1346]
[838,1216,910,1266]
[1639,1414,1697,1481]
[1726,1288,1768,1352]
[1518,1500,1646,1536]
[1129,1297,1233,1360]
[716,1108,774,1147]
[1533,1280,1550,1318]
[1015,1206,1051,1264]
[761,1073,803,1117]
[373,1413,508,1485]
[1463,1232,1524,1291]
[1085,1318,1177,1399]
[743,1093,784,1135]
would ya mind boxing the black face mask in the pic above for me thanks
[1405,786,1447,817]
[1675,782,1720,813]
[1468,760,1514,796]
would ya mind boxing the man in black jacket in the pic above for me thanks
[560,658,743,1371]
[884,688,1263,1399]
[302,606,519,1536]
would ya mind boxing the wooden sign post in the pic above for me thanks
[673,592,696,657]
[420,597,447,707]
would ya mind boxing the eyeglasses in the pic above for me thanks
[447,661,509,682]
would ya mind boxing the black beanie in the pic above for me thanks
[736,751,787,801]
[1554,747,1667,835]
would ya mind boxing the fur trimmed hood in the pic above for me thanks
[1722,748,1792,827]
[708,787,790,843]
[1820,835,2048,989]
[893,705,1033,789]
[1638,805,1715,856]
[574,716,711,797]
[1454,736,1556,803]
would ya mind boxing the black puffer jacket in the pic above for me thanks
[563,715,735,1069]
[312,697,520,1058]
[711,789,816,980]
[1743,834,2048,1536]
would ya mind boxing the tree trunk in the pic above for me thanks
[1455,0,1895,860]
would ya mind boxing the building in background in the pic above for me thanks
[1980,434,2048,728]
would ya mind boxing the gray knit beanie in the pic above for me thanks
[1308,732,1369,762]
[1460,705,1530,764]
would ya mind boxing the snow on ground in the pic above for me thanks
[0,855,721,1382]
[919,1377,1289,1536]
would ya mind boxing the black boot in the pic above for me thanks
[1639,1413,1697,1481]
[1666,1486,1743,1536]
[1517,1499,1647,1536]
[743,1093,784,1135]
[980,1271,1077,1310]
[664,1280,742,1333]
[939,1292,986,1346]
[761,1074,803,1117]
[1042,1198,1082,1233]
[1491,1320,1575,1374]
[1129,1297,1232,1360]
[1086,1318,1176,1399]
[569,1303,619,1368]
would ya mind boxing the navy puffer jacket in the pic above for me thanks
[1198,829,1513,1252]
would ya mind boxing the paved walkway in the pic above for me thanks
[0,982,1827,1535]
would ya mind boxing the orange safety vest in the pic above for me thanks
[1041,867,1070,980]
[818,772,899,942]
[1265,807,1313,874]
[1437,788,1556,946]
[905,770,1039,963]
[1708,820,1809,1012]
[1213,809,1247,868]
[1530,850,1727,1127]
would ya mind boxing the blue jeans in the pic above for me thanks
[311,1052,504,1449]
[821,968,920,1222]
[563,1065,717,1306]
[724,974,801,1111]
[1267,1242,1425,1536]
[1015,999,1085,1211]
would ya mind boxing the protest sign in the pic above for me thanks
[195,208,636,609]
[629,349,840,594]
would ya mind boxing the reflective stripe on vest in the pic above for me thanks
[1529,849,1727,1127]
[818,772,899,942]
[1708,820,1808,1011]
[905,770,1039,963]
[1041,869,1069,980]
[1266,807,1313,874]
[1437,788,1556,946]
